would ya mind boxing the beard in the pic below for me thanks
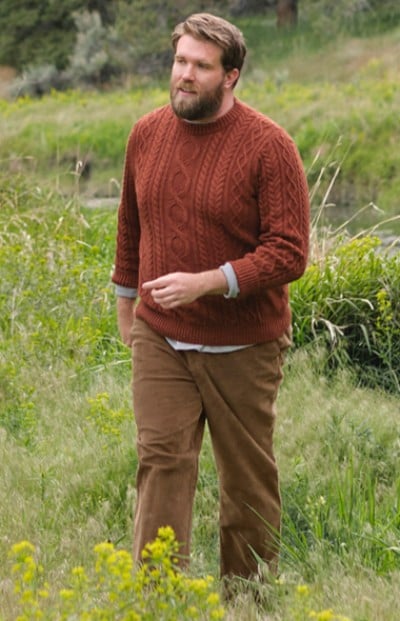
[170,79,225,121]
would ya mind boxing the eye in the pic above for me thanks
[197,62,213,70]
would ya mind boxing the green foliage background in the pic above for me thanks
[1,0,400,75]
[0,0,115,70]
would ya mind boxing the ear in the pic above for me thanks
[224,68,240,89]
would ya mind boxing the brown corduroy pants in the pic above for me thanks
[131,317,291,579]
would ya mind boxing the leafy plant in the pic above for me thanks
[8,528,225,620]
[290,233,400,391]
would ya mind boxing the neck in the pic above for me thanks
[175,99,241,136]
[201,92,235,124]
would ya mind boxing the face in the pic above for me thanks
[170,34,238,122]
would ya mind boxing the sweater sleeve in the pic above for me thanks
[111,131,141,289]
[230,128,310,297]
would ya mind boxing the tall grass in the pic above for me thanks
[0,175,399,620]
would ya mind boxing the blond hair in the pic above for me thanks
[171,13,246,76]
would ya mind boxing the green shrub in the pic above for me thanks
[290,234,400,392]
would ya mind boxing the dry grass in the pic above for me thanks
[273,30,400,84]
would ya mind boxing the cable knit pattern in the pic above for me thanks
[112,99,310,345]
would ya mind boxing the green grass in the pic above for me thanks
[1,23,400,229]
[1,347,399,619]
[0,177,399,620]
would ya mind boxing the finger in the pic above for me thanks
[151,285,172,297]
[143,272,182,290]
[142,279,162,290]
[152,290,176,303]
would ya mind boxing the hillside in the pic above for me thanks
[1,16,400,233]
[240,18,400,83]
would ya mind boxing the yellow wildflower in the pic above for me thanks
[10,541,35,558]
[207,592,221,606]
[310,610,334,621]
[210,607,226,620]
[59,588,74,600]
[297,584,310,596]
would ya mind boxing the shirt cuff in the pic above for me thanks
[115,285,137,298]
[219,262,240,299]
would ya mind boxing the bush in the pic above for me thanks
[68,10,121,86]
[290,233,400,392]
[8,64,70,98]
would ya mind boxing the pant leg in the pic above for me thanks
[131,318,205,564]
[186,331,291,579]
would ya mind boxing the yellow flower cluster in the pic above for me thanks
[8,528,225,620]
[86,391,132,442]
[9,541,49,621]
[310,610,351,621]
[376,288,394,329]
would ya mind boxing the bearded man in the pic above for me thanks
[112,12,310,581]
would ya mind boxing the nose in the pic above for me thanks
[181,63,195,82]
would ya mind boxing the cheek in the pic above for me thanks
[170,65,181,82]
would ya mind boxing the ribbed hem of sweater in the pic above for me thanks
[135,302,292,346]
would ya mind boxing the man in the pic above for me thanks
[112,12,309,580]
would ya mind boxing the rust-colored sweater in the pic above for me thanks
[112,99,310,345]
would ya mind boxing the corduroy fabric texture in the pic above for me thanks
[112,99,310,346]
[131,317,291,578]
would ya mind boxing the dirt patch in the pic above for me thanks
[0,65,16,98]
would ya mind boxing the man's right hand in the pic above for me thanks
[116,296,136,347]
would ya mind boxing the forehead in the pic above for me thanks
[175,34,223,65]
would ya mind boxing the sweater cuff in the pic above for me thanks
[115,285,137,298]
[219,263,240,299]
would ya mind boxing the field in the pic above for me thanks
[1,14,400,621]
[1,17,400,230]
